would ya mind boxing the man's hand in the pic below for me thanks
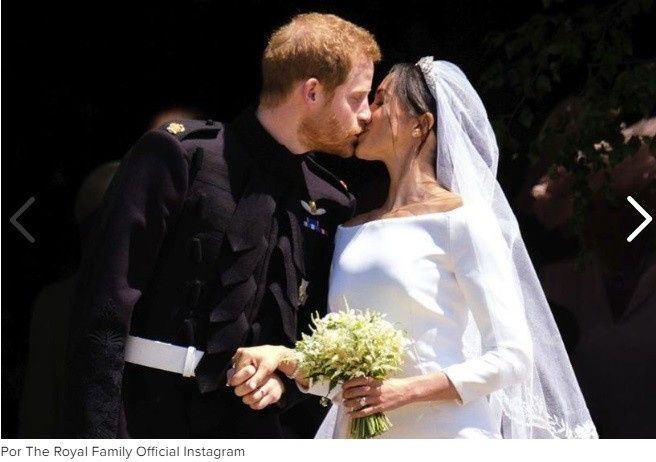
[236,371,286,410]
[227,345,290,390]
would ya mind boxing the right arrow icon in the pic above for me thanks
[627,196,652,242]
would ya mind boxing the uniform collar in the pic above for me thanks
[230,106,308,189]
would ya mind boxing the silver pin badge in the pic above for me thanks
[301,200,326,216]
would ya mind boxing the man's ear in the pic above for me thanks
[302,78,322,105]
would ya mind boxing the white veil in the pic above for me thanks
[316,57,598,439]
[417,56,597,438]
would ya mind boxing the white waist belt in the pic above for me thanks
[124,335,204,378]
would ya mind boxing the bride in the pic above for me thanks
[228,57,598,438]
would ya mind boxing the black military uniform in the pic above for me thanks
[61,107,355,438]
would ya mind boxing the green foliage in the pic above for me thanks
[479,0,655,246]
[295,305,408,438]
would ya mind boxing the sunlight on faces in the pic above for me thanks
[299,56,374,157]
[355,74,418,162]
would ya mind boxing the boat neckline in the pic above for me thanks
[338,204,467,230]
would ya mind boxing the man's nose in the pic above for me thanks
[358,102,372,125]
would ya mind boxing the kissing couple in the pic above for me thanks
[62,12,596,439]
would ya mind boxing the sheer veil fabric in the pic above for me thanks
[416,57,596,438]
[317,57,598,439]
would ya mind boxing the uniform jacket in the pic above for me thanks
[62,108,355,438]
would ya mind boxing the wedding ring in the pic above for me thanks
[359,397,367,407]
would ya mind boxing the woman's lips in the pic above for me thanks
[354,131,367,147]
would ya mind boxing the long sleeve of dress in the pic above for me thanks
[441,204,534,405]
[62,129,190,437]
[297,379,342,403]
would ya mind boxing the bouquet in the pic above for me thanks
[294,304,408,439]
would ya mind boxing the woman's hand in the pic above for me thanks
[342,376,414,418]
[342,372,462,418]
[228,345,290,390]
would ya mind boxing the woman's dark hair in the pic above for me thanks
[389,63,436,132]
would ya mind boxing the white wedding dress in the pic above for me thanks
[307,200,534,438]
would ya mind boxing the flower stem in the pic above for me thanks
[350,413,393,439]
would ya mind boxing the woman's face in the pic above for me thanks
[355,73,417,162]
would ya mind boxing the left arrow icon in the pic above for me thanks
[10,197,36,243]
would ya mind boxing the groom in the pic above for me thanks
[61,13,380,438]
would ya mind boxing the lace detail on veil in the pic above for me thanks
[491,393,598,438]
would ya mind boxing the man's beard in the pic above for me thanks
[298,110,360,157]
